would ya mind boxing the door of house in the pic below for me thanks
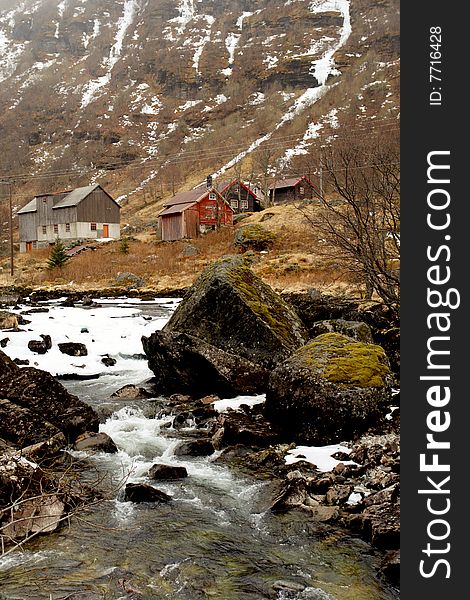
[26,241,33,253]
[103,224,109,237]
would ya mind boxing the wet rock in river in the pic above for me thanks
[211,410,280,449]
[73,431,118,454]
[174,438,214,457]
[111,384,153,400]
[148,463,188,480]
[0,350,99,445]
[124,483,171,503]
[58,342,88,356]
[28,334,52,354]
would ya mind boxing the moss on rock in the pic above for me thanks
[296,333,390,388]
[234,223,276,252]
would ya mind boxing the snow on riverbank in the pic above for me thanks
[3,297,180,379]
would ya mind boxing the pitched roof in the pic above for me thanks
[217,179,258,198]
[18,184,119,214]
[158,201,198,216]
[268,177,303,190]
[17,198,37,214]
[52,184,101,209]
[163,188,208,207]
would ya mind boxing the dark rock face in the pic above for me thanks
[73,432,118,454]
[58,342,88,356]
[174,438,214,457]
[124,483,171,503]
[142,330,269,397]
[148,464,188,480]
[0,350,99,446]
[309,319,373,343]
[265,333,392,444]
[211,411,280,449]
[142,256,307,396]
[0,399,61,446]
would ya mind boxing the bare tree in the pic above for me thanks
[301,130,400,308]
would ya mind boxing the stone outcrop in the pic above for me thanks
[73,432,118,454]
[143,330,268,397]
[0,350,99,446]
[265,333,392,444]
[234,224,276,252]
[0,310,18,330]
[124,483,172,504]
[142,256,308,396]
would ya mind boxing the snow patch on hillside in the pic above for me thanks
[8,59,56,109]
[81,0,138,108]
[0,31,27,83]
[190,15,214,74]
[165,0,197,40]
[212,0,351,179]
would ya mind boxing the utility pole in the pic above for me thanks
[8,182,14,276]
[0,179,14,276]
[319,144,324,199]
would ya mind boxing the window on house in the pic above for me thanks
[240,199,249,210]
[299,186,305,195]
[209,192,217,201]
[91,223,97,231]
[53,224,59,234]
[65,223,70,232]
[230,199,239,209]
[42,225,47,234]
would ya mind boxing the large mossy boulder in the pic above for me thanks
[142,256,308,396]
[265,333,392,444]
[0,350,99,447]
[160,256,307,368]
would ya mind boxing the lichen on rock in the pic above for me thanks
[265,333,392,444]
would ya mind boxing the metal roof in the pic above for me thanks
[52,184,101,209]
[268,177,302,190]
[163,188,208,207]
[158,201,198,216]
[17,198,37,214]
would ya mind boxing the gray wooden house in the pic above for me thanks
[18,184,120,252]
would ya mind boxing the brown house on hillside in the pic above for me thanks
[158,187,234,241]
[268,175,320,205]
[218,179,261,214]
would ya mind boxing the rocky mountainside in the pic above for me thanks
[0,0,399,224]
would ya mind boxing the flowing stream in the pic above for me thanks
[0,298,399,600]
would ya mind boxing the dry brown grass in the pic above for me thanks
[1,205,365,297]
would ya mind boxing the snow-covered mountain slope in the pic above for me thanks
[0,0,399,218]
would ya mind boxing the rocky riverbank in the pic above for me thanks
[138,255,400,585]
[0,257,400,588]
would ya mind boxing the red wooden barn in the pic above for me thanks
[158,187,233,241]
